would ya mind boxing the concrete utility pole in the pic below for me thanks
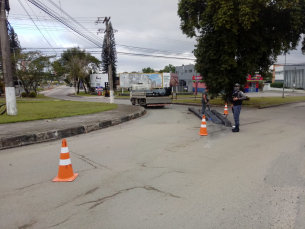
[0,0,17,115]
[282,53,286,98]
[103,17,114,104]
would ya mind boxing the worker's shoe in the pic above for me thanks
[232,126,239,132]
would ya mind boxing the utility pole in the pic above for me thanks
[0,0,17,115]
[103,17,114,104]
[282,53,286,98]
[11,47,21,96]
[293,67,296,92]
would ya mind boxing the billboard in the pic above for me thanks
[170,73,179,86]
[163,73,171,88]
[90,74,108,87]
[120,73,163,88]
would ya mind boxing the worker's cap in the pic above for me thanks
[235,83,240,87]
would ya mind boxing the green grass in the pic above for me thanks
[0,94,53,102]
[173,96,305,108]
[0,100,117,124]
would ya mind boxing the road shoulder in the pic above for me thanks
[0,105,146,150]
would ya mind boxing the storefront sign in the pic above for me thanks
[192,76,203,82]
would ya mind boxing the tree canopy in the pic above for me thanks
[159,64,176,73]
[142,67,155,73]
[178,0,305,100]
[57,47,101,94]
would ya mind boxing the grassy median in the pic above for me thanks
[0,99,117,124]
[173,96,305,108]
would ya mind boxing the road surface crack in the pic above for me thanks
[18,221,37,229]
[15,181,47,191]
[151,171,185,180]
[78,185,181,210]
[70,150,111,170]
[49,213,79,228]
[85,187,99,196]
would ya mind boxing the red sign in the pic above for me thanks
[192,76,203,82]
[247,74,263,81]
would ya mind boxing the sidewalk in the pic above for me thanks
[0,105,146,150]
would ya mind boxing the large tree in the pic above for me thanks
[15,51,52,96]
[56,47,100,94]
[101,22,118,89]
[178,0,305,101]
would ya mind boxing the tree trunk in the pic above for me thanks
[77,80,80,94]
[82,80,87,94]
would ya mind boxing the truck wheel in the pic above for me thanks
[131,100,135,105]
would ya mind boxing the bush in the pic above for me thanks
[29,91,37,98]
[21,92,27,97]
[271,83,283,88]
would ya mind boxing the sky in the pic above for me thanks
[7,0,305,73]
[8,0,196,73]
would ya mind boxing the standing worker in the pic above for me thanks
[231,83,246,132]
[201,87,209,114]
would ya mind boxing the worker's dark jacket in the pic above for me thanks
[232,90,246,106]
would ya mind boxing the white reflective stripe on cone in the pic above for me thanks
[59,159,72,166]
[202,119,206,122]
[201,125,206,128]
[61,147,69,153]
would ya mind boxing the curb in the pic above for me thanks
[259,101,305,109]
[0,108,146,150]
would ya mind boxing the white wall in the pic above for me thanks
[275,66,284,80]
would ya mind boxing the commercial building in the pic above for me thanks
[175,64,206,92]
[273,64,305,89]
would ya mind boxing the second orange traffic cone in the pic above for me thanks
[52,139,78,182]
[224,103,229,115]
[199,115,208,136]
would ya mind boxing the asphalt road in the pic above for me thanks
[1,88,305,229]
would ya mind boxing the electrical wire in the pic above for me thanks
[18,0,57,53]
[25,0,60,48]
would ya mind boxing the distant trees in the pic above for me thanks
[15,51,52,96]
[142,67,155,73]
[159,64,176,73]
[56,47,101,94]
[101,22,117,89]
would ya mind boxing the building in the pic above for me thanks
[244,74,264,93]
[274,64,305,89]
[175,64,205,92]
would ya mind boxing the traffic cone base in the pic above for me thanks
[199,115,208,136]
[53,139,78,182]
[52,173,78,182]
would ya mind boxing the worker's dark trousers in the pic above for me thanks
[233,105,242,126]
[201,102,206,114]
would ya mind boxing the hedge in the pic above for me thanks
[270,83,283,88]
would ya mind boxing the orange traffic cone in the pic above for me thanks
[224,103,229,115]
[52,139,78,182]
[199,115,208,136]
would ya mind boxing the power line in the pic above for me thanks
[25,0,60,48]
[18,0,57,53]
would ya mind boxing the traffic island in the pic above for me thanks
[0,105,146,150]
